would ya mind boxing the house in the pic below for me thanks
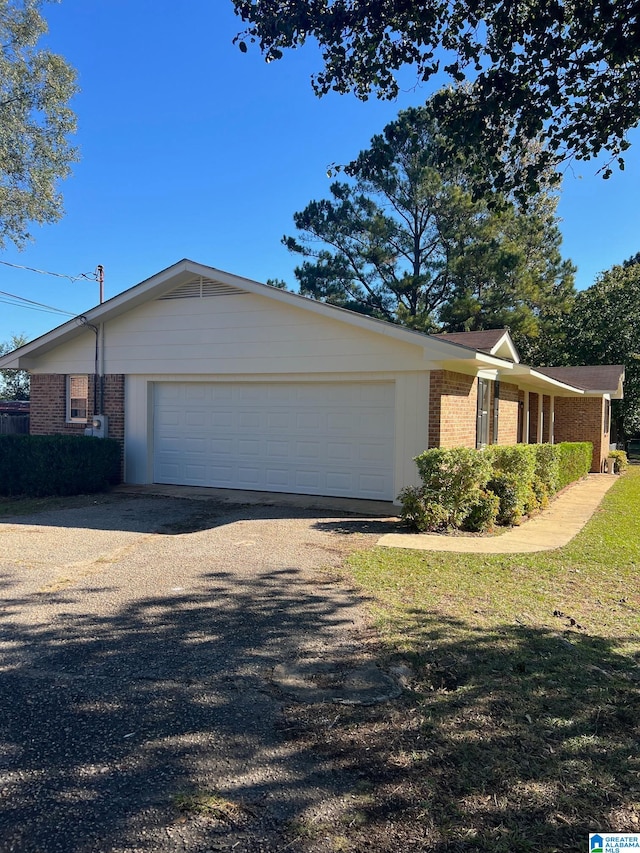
[0,260,624,503]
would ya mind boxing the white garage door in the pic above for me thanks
[153,381,395,500]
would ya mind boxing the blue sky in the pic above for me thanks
[1,0,639,343]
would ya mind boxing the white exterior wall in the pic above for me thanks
[124,372,428,503]
[30,293,429,376]
[27,291,432,503]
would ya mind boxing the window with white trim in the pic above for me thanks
[67,375,88,422]
[476,378,490,449]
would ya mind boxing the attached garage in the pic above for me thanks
[153,380,396,500]
[8,260,618,504]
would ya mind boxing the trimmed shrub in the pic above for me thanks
[531,474,550,510]
[463,489,500,533]
[413,447,493,529]
[0,435,121,497]
[402,441,595,533]
[556,442,592,490]
[486,444,537,483]
[487,471,524,526]
[533,443,561,495]
[485,445,541,522]
[398,486,449,532]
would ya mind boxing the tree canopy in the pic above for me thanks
[0,334,30,399]
[563,259,640,439]
[0,0,77,250]
[284,103,575,349]
[232,0,640,193]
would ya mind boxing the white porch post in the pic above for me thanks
[538,394,544,444]
[524,390,530,443]
[550,394,555,444]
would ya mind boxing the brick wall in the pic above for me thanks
[554,396,608,472]
[429,370,478,448]
[494,382,519,445]
[30,373,125,477]
[30,374,94,437]
[429,373,521,449]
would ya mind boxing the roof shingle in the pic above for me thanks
[535,365,624,392]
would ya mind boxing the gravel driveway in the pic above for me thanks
[0,494,396,853]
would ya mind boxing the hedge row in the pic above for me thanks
[0,435,121,497]
[400,442,593,533]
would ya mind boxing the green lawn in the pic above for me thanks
[350,467,640,661]
[331,467,640,851]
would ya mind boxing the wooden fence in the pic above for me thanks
[0,414,30,435]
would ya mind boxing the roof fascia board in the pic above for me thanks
[490,330,520,363]
[584,389,624,399]
[438,353,515,373]
[512,365,586,394]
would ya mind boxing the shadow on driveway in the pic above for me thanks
[0,568,377,851]
[0,498,388,852]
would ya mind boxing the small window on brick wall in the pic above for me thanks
[67,375,88,422]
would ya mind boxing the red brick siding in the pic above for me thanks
[429,372,521,449]
[30,373,125,478]
[494,381,519,446]
[554,397,608,472]
[102,375,125,448]
[30,374,94,437]
[428,370,443,448]
[429,370,478,449]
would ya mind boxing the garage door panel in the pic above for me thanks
[295,470,320,489]
[185,464,207,481]
[238,439,260,455]
[266,440,289,458]
[210,464,234,483]
[153,381,394,500]
[240,412,262,429]
[359,442,388,462]
[325,471,353,491]
[238,467,260,486]
[326,442,351,461]
[157,410,181,427]
[265,467,290,488]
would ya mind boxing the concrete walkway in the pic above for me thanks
[377,473,619,553]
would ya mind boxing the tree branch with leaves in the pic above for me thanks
[232,0,640,195]
[0,0,78,250]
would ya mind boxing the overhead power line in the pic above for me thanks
[0,290,77,318]
[0,259,100,283]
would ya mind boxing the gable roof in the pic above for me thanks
[431,329,520,363]
[0,259,622,401]
[536,365,625,397]
[0,259,515,372]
